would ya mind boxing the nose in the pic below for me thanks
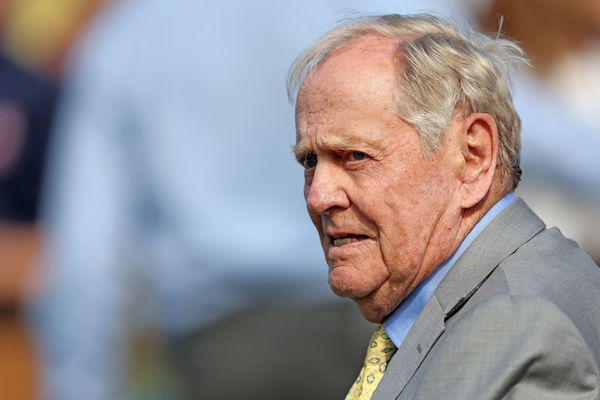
[305,164,350,215]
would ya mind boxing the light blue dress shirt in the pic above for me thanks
[384,192,516,348]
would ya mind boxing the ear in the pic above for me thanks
[458,113,498,208]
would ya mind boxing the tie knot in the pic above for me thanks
[365,325,397,365]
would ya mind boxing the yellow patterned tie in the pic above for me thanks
[345,325,397,400]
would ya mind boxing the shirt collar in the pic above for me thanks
[383,192,516,348]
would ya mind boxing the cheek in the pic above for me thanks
[309,213,326,243]
[373,177,441,277]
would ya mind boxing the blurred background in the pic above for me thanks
[0,0,598,399]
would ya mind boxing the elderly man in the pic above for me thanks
[288,14,600,400]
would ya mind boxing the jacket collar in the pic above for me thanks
[373,198,545,399]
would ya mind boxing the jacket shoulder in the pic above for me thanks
[403,293,600,399]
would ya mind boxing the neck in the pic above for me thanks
[460,184,507,239]
[409,185,506,300]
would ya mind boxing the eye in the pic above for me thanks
[349,151,366,161]
[303,152,318,168]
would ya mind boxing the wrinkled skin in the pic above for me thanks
[294,35,499,322]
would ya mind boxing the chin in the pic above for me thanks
[328,265,386,299]
[329,281,372,298]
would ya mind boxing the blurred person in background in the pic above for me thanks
[1,0,108,226]
[0,0,58,250]
[0,53,56,223]
[0,1,58,399]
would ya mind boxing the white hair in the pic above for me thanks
[287,14,529,191]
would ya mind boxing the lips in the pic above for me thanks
[331,234,370,246]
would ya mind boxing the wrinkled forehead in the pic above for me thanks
[296,34,403,113]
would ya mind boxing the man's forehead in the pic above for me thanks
[297,34,402,102]
[293,34,415,154]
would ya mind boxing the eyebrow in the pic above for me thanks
[292,141,312,164]
[292,134,383,163]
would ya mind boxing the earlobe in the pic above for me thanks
[459,113,498,208]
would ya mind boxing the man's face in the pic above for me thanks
[294,36,463,322]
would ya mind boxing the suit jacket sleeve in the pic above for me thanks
[403,294,600,399]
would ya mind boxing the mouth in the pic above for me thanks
[330,234,370,247]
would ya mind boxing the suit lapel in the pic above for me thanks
[434,198,545,318]
[372,198,545,399]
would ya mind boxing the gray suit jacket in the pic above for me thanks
[373,198,600,399]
